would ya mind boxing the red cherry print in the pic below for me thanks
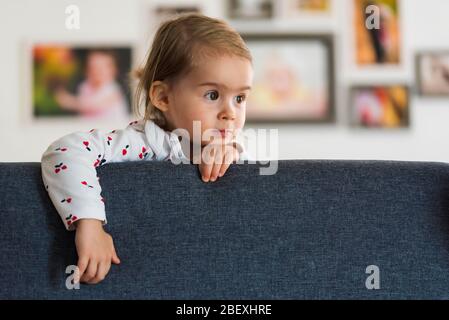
[139,146,149,159]
[83,141,91,151]
[61,197,72,203]
[67,220,72,226]
[107,136,112,146]
[81,181,93,188]
[54,162,66,173]
[122,144,129,156]
[72,216,78,222]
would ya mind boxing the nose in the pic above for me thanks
[218,101,236,121]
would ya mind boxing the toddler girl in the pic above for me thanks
[41,13,253,285]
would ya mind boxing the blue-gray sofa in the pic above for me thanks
[0,160,448,299]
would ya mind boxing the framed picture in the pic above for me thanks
[139,4,202,62]
[353,0,401,66]
[31,43,133,121]
[416,52,449,96]
[228,0,274,20]
[153,5,201,26]
[242,34,335,123]
[287,0,332,16]
[350,85,409,128]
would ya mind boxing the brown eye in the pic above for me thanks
[205,91,219,101]
[235,95,246,104]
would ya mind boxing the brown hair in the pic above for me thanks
[133,13,252,130]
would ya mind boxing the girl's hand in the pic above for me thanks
[74,219,121,284]
[198,138,240,183]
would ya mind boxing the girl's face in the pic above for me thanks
[86,52,117,88]
[164,54,253,146]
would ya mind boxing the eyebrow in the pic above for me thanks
[197,82,252,91]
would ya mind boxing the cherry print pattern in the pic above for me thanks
[66,214,78,226]
[83,141,91,151]
[81,181,94,188]
[54,162,68,174]
[94,154,107,168]
[122,145,130,156]
[139,146,149,159]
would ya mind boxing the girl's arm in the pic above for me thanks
[41,120,157,231]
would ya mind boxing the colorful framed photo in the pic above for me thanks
[287,0,332,16]
[31,43,133,121]
[350,85,410,128]
[228,0,274,20]
[242,34,335,123]
[353,0,401,66]
[416,52,449,96]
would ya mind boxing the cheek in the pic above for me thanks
[236,108,246,128]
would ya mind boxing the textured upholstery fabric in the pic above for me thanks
[0,160,448,299]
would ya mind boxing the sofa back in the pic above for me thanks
[0,160,448,299]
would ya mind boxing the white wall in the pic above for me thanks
[1,0,448,163]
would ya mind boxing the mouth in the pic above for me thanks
[217,129,233,139]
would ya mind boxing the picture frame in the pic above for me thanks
[286,0,332,17]
[353,0,402,67]
[139,3,203,61]
[153,4,202,27]
[29,42,134,122]
[416,52,449,96]
[228,0,274,20]
[242,33,335,123]
[349,85,410,128]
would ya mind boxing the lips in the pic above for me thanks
[217,129,233,138]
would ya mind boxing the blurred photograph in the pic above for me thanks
[292,0,331,13]
[354,0,401,65]
[244,34,334,122]
[417,52,449,96]
[153,5,201,26]
[228,0,274,19]
[32,45,132,120]
[351,85,409,128]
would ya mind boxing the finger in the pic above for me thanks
[218,158,232,178]
[91,260,111,284]
[81,259,98,283]
[209,147,224,181]
[200,146,215,182]
[76,256,89,284]
[111,245,121,265]
[200,162,213,182]
[222,145,237,172]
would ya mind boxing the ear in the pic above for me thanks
[149,81,170,112]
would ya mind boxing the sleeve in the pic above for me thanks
[41,120,155,231]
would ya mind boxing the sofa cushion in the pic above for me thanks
[0,160,448,299]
